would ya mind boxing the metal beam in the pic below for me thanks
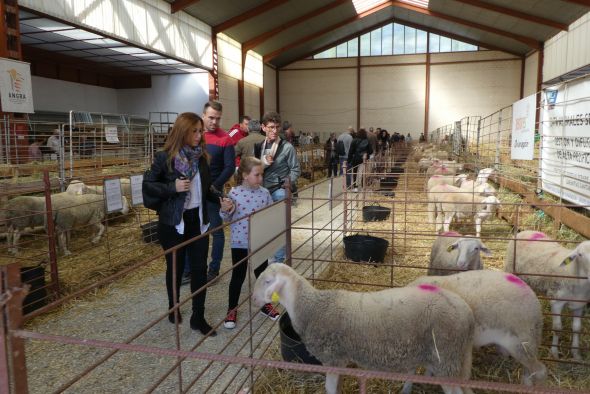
[560,0,590,6]
[170,0,200,14]
[213,0,289,34]
[281,14,522,67]
[391,0,541,49]
[264,0,392,62]
[243,0,349,52]
[452,0,568,31]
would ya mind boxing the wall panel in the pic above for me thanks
[360,65,425,133]
[429,60,521,130]
[32,76,118,113]
[244,82,260,120]
[218,74,239,129]
[263,65,277,113]
[280,68,356,137]
[544,12,590,82]
[523,52,539,97]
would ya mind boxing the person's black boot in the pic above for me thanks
[168,309,182,324]
[190,313,217,336]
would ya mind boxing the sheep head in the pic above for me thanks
[252,263,292,308]
[448,238,491,270]
[560,241,590,281]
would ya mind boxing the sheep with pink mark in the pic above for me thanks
[428,183,501,237]
[426,174,468,192]
[252,263,476,394]
[428,232,491,276]
[407,270,547,387]
[504,230,590,360]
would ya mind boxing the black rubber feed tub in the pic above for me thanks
[344,235,389,263]
[362,205,391,221]
[279,312,322,365]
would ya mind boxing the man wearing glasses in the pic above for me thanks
[254,111,301,264]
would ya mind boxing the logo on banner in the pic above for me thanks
[545,89,558,109]
[6,68,27,103]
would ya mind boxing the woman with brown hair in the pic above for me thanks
[143,112,227,336]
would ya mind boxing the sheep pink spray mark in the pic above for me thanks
[418,284,439,292]
[441,231,461,237]
[528,232,546,241]
[505,274,526,287]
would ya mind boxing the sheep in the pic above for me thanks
[407,270,547,387]
[5,192,75,254]
[65,180,130,214]
[428,232,491,276]
[51,193,113,256]
[504,231,590,360]
[252,263,476,394]
[426,174,468,192]
[428,184,500,237]
[458,179,497,196]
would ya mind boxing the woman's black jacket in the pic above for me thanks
[142,150,217,226]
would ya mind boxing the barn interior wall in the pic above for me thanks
[116,73,209,119]
[32,75,119,114]
[218,74,239,129]
[263,65,277,114]
[523,52,539,97]
[244,82,260,121]
[279,51,522,139]
[543,11,590,83]
[19,0,213,69]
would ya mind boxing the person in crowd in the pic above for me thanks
[234,119,265,166]
[324,132,338,178]
[28,138,44,161]
[142,112,219,336]
[366,127,378,156]
[337,127,354,178]
[283,121,294,143]
[254,111,301,263]
[227,115,250,162]
[46,129,61,157]
[347,128,373,192]
[378,129,390,152]
[220,157,279,329]
[202,101,235,283]
[406,133,413,145]
[419,132,426,143]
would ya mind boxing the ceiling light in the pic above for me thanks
[22,18,73,32]
[111,46,149,55]
[54,29,102,40]
[352,0,389,14]
[151,59,182,65]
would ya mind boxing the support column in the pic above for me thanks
[424,51,431,138]
[259,87,264,119]
[276,69,280,113]
[535,46,544,130]
[356,43,361,132]
[209,35,219,100]
[519,57,525,99]
[238,50,246,119]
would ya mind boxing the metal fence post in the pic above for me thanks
[476,118,481,162]
[494,112,502,170]
[43,170,60,298]
[285,178,292,267]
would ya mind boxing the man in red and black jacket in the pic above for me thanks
[202,101,235,282]
[228,115,250,166]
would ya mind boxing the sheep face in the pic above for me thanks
[560,241,590,281]
[252,264,286,308]
[480,195,500,214]
[448,238,491,270]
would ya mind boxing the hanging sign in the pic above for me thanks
[104,178,124,213]
[511,94,536,160]
[130,174,144,206]
[105,126,120,143]
[0,58,34,113]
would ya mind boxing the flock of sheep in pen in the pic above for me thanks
[5,179,130,256]
[252,144,589,394]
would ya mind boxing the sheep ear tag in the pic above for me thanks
[271,291,280,303]
[446,245,454,252]
[563,257,572,266]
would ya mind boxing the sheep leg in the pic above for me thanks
[325,373,341,394]
[7,225,15,254]
[401,369,433,394]
[502,339,546,385]
[11,228,21,255]
[443,212,454,233]
[549,300,567,358]
[474,217,482,238]
[428,202,435,224]
[91,222,105,244]
[57,231,71,256]
[570,306,584,360]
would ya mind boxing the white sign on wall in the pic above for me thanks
[0,58,34,113]
[105,126,120,143]
[511,94,536,160]
[541,76,590,210]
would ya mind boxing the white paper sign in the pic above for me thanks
[249,202,287,268]
[541,76,590,210]
[105,126,119,143]
[130,174,143,206]
[511,94,536,160]
[0,58,34,113]
[104,178,123,213]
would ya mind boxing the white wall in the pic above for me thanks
[218,74,239,129]
[544,11,590,82]
[263,65,277,114]
[32,76,118,113]
[244,82,260,120]
[117,73,209,119]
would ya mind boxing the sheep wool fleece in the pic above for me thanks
[220,185,273,249]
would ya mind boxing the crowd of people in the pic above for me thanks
[141,103,415,336]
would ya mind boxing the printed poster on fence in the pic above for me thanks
[510,94,536,160]
[541,76,590,210]
[0,58,34,113]
[105,126,120,143]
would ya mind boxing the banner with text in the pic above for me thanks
[541,76,590,210]
[0,58,34,113]
[511,94,536,160]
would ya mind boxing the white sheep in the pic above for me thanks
[408,270,547,386]
[5,192,76,254]
[504,231,590,360]
[426,174,468,192]
[252,264,475,394]
[428,232,491,276]
[458,179,497,196]
[428,184,500,237]
[66,179,132,200]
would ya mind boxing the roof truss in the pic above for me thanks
[451,0,568,31]
[213,0,289,34]
[170,0,201,14]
